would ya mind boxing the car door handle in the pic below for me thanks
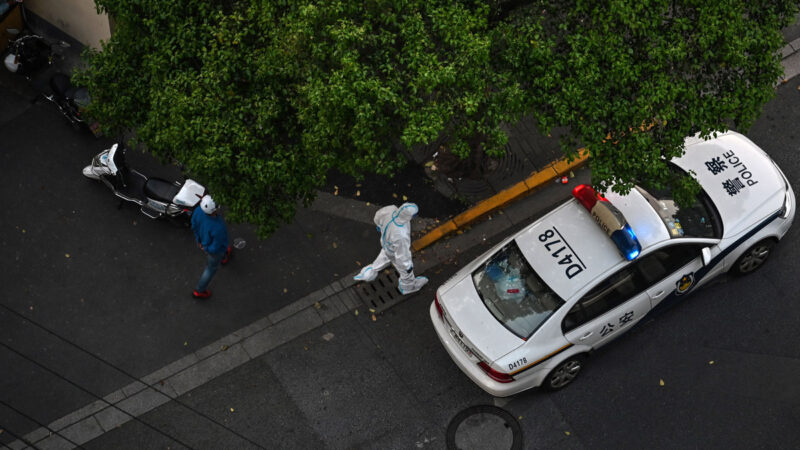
[651,290,665,299]
[579,332,593,341]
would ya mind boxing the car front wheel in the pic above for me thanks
[731,239,775,276]
[543,355,586,391]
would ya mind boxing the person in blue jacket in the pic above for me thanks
[191,195,230,299]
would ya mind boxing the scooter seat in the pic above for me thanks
[144,178,180,203]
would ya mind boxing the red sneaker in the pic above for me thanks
[221,246,232,265]
[192,290,211,299]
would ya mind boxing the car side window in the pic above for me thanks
[562,244,704,333]
[635,244,703,284]
[562,265,646,333]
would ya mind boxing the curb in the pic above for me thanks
[412,150,589,252]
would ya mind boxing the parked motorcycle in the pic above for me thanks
[82,144,206,222]
[3,33,66,78]
[41,72,98,132]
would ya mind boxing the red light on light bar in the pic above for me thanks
[572,184,598,211]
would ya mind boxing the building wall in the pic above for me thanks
[26,0,110,49]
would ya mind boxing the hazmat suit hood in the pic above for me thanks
[373,203,418,228]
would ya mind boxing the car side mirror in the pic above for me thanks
[701,247,712,266]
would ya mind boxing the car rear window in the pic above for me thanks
[472,241,565,339]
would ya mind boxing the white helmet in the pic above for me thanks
[200,195,218,214]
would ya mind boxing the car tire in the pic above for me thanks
[731,239,775,276]
[543,354,586,391]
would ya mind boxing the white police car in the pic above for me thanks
[430,131,795,396]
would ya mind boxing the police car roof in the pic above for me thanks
[515,192,668,301]
[675,131,785,236]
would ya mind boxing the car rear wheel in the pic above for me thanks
[731,239,775,276]
[543,355,586,391]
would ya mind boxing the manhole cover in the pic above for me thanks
[352,269,404,313]
[446,405,523,450]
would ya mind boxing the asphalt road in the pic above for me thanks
[3,64,800,450]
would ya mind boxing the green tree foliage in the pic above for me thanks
[497,0,798,203]
[77,0,798,235]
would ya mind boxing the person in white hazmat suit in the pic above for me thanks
[354,202,429,294]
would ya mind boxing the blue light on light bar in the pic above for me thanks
[610,224,642,261]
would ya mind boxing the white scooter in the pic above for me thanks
[82,144,205,221]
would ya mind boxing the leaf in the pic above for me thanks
[65,253,70,258]
[659,379,665,386]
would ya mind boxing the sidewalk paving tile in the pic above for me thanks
[140,353,199,386]
[93,405,132,433]
[18,427,50,447]
[317,295,349,323]
[268,289,326,324]
[58,416,104,448]
[242,307,323,359]
[115,387,172,418]
[335,288,361,311]
[228,316,273,340]
[120,380,146,398]
[46,398,106,433]
[166,343,251,397]
[28,433,72,450]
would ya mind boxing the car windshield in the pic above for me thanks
[635,167,722,239]
[472,242,564,339]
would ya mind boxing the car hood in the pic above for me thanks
[675,132,786,237]
[438,276,523,362]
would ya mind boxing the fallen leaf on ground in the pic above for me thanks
[283,288,288,293]
[230,408,235,412]
[354,309,359,316]
[402,195,408,201]
[313,302,322,310]
[659,379,665,386]
[371,314,377,322]
[65,253,70,258]
[393,193,398,198]
[356,190,361,196]
[332,242,337,248]
[708,360,715,365]
[565,431,571,436]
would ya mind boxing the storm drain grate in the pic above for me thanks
[352,269,404,313]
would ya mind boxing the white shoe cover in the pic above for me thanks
[399,276,428,295]
[354,265,379,282]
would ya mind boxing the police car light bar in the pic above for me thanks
[572,184,642,261]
